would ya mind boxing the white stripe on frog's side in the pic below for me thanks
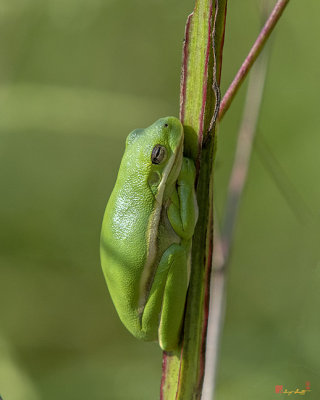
[137,135,184,318]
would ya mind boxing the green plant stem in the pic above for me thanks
[160,1,227,399]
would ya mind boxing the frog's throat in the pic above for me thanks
[137,134,184,317]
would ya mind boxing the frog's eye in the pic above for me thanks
[151,145,167,165]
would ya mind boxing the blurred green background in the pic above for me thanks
[1,0,319,399]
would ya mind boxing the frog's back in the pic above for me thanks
[100,156,156,338]
[101,166,154,273]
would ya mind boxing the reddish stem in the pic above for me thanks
[218,0,290,120]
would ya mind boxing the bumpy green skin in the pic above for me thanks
[100,117,198,351]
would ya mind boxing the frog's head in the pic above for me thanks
[126,117,184,198]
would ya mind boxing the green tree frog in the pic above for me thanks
[100,117,198,351]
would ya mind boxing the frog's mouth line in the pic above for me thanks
[137,124,184,319]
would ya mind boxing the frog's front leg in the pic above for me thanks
[141,157,198,351]
[167,157,198,240]
[141,244,189,351]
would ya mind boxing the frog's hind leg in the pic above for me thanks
[141,244,189,351]
[159,244,189,351]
